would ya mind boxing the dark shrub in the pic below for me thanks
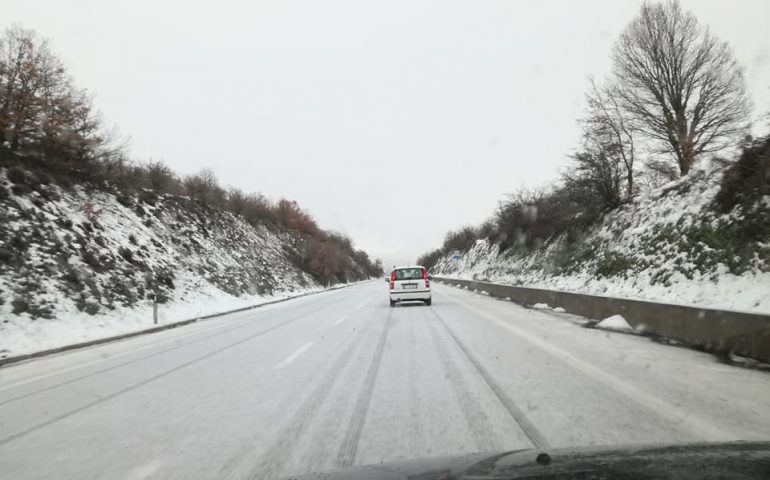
[139,189,158,205]
[35,170,52,185]
[7,167,26,184]
[10,233,28,252]
[714,136,770,213]
[116,194,133,208]
[84,302,100,315]
[0,247,13,264]
[81,249,102,271]
[11,297,29,315]
[61,268,81,286]
[57,217,74,229]
[118,247,133,263]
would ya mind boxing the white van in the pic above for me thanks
[388,266,431,307]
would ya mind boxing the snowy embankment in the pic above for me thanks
[433,162,770,314]
[0,276,327,359]
[0,167,358,358]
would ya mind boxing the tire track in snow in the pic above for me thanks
[0,294,346,406]
[0,302,339,447]
[437,285,738,442]
[334,312,393,467]
[429,307,551,450]
[425,311,498,452]
[226,310,386,480]
[406,310,421,454]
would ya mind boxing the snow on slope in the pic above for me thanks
[433,161,770,313]
[0,167,327,357]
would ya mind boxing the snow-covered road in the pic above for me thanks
[1,281,769,479]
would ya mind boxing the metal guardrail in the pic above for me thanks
[434,277,770,363]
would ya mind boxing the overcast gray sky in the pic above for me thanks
[5,0,769,268]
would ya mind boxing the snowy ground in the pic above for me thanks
[1,282,768,479]
[0,276,328,360]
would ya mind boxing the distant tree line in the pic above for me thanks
[419,0,761,270]
[0,25,383,283]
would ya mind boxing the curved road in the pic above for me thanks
[1,281,769,479]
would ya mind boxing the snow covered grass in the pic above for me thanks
[433,162,770,314]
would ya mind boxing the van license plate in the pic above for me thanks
[403,284,417,289]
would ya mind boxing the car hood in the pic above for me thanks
[287,441,770,479]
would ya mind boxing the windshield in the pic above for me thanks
[1,1,769,479]
[394,268,424,281]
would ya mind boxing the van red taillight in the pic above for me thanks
[423,269,430,288]
[390,271,396,289]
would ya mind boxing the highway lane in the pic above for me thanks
[1,281,769,479]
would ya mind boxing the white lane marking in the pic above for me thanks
[333,315,350,326]
[439,287,739,441]
[275,342,314,370]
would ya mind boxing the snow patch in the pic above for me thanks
[597,314,634,332]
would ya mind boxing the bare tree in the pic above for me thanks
[184,168,225,207]
[0,26,104,168]
[0,26,51,152]
[585,78,637,196]
[612,0,750,176]
[564,144,622,210]
[145,160,180,193]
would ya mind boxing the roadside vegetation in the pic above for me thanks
[419,0,768,280]
[0,26,382,318]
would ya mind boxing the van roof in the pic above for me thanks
[393,265,425,270]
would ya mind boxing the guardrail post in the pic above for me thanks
[153,290,158,324]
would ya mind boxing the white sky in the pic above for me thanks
[4,0,769,268]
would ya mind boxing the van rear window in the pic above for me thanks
[395,268,424,280]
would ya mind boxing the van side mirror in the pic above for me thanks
[384,277,389,282]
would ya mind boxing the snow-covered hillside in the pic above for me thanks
[433,160,770,313]
[0,167,359,357]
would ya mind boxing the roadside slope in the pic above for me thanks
[0,166,372,357]
[431,156,770,313]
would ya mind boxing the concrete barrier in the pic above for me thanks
[434,277,770,363]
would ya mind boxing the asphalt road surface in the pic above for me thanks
[1,281,769,479]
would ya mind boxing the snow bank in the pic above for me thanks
[0,281,326,359]
[596,314,634,332]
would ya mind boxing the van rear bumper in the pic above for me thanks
[390,290,431,302]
